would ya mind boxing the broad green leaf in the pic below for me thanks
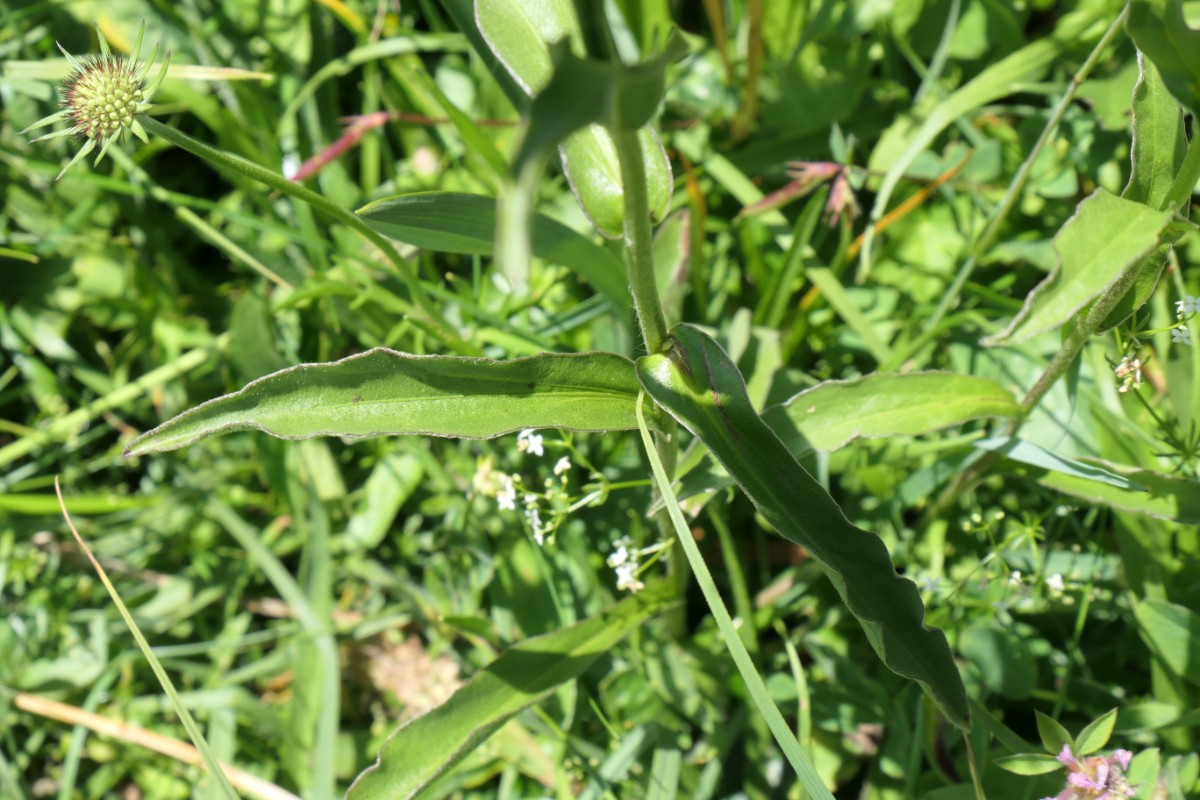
[1134,598,1200,686]
[475,0,584,95]
[1127,0,1200,113]
[994,754,1063,776]
[356,192,629,317]
[975,436,1147,492]
[762,372,1020,456]
[1075,708,1118,755]
[560,125,673,237]
[125,349,651,457]
[636,325,970,731]
[1028,459,1200,524]
[1101,54,1189,330]
[346,581,673,799]
[983,190,1174,345]
[1124,53,1189,209]
[959,626,1037,700]
[1035,710,1074,755]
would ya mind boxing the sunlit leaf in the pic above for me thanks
[636,324,970,731]
[126,349,653,456]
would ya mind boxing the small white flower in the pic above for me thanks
[1046,573,1065,594]
[1009,570,1022,586]
[1175,294,1199,317]
[517,429,544,457]
[1172,325,1192,346]
[1114,356,1143,393]
[523,493,539,507]
[496,475,517,511]
[553,456,571,476]
[614,561,644,593]
[525,506,545,545]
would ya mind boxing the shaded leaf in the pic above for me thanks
[1134,598,1200,686]
[1036,710,1074,755]
[347,581,673,799]
[762,372,1020,456]
[126,349,652,456]
[974,437,1147,491]
[356,192,629,317]
[636,324,970,731]
[1027,459,1200,524]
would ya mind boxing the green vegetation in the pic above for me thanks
[2,0,1198,797]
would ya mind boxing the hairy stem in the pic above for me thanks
[612,128,669,353]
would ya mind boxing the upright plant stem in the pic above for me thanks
[612,128,669,354]
[922,246,1149,527]
[925,5,1129,335]
[611,126,684,619]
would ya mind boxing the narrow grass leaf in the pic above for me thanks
[976,436,1147,491]
[54,479,240,800]
[125,349,650,456]
[346,581,673,799]
[762,372,1020,456]
[1027,460,1200,523]
[635,394,837,799]
[636,325,971,730]
[983,189,1174,345]
[357,191,629,316]
[802,267,892,363]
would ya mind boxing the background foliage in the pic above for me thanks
[1,0,1198,798]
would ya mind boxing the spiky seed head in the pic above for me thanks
[23,21,171,180]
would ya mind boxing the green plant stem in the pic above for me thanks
[922,245,1149,527]
[136,114,459,346]
[635,396,835,800]
[611,125,684,626]
[923,5,1129,336]
[612,128,668,353]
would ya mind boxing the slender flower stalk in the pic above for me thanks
[23,21,171,180]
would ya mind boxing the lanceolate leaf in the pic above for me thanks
[347,581,674,799]
[975,436,1147,492]
[636,325,971,731]
[125,349,649,457]
[983,189,1174,346]
[1101,52,1190,330]
[1022,459,1200,524]
[762,372,1020,456]
[356,192,629,317]
[1127,0,1200,113]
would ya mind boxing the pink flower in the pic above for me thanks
[1043,745,1135,800]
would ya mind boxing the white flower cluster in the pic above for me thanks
[516,429,544,456]
[480,430,578,547]
[1114,355,1143,393]
[606,536,644,593]
[1175,294,1197,346]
